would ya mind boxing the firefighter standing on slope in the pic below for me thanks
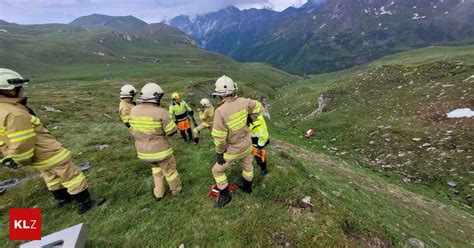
[129,83,182,201]
[211,75,263,208]
[249,114,270,175]
[169,92,195,142]
[192,98,214,144]
[118,84,137,128]
[0,68,105,214]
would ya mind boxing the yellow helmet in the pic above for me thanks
[171,92,180,100]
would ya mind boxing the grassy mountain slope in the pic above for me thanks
[0,20,297,92]
[272,46,474,208]
[0,78,472,247]
[0,46,473,247]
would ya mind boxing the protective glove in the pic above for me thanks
[216,153,225,165]
[1,157,18,170]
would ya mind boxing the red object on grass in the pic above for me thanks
[207,183,237,201]
[304,129,316,139]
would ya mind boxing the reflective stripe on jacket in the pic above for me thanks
[130,103,177,162]
[169,100,193,122]
[0,96,69,167]
[212,97,262,161]
[249,114,270,147]
[198,106,214,128]
[119,100,135,124]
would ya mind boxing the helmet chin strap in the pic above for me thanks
[0,87,22,98]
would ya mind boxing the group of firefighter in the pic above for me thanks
[0,68,270,213]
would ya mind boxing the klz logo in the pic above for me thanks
[9,208,42,240]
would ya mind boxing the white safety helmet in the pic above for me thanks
[212,75,237,97]
[0,68,29,91]
[120,84,137,99]
[200,98,211,107]
[140,83,164,103]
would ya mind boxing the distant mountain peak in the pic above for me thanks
[70,14,149,35]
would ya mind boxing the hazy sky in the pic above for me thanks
[0,0,308,24]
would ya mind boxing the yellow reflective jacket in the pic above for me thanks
[249,114,270,148]
[211,97,262,161]
[0,96,70,168]
[129,103,177,162]
[119,99,135,125]
[169,100,193,122]
[198,106,214,128]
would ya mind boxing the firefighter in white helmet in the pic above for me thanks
[119,84,137,128]
[129,83,182,201]
[211,75,263,208]
[0,68,105,214]
[192,98,214,144]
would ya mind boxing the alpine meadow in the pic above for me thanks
[0,0,473,247]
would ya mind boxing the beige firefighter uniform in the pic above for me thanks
[193,105,214,138]
[129,103,182,198]
[119,99,135,127]
[0,96,87,195]
[211,97,262,190]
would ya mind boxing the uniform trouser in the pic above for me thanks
[212,152,254,190]
[192,124,210,138]
[39,158,88,195]
[151,156,182,198]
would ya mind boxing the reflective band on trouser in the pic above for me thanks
[214,174,227,184]
[223,146,252,161]
[138,148,173,162]
[0,141,4,146]
[32,149,71,169]
[11,148,35,162]
[30,115,41,125]
[242,169,254,178]
[7,128,36,143]
[121,116,129,123]
[46,178,61,188]
[152,167,162,174]
[165,172,179,182]
[62,173,86,189]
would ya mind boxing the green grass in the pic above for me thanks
[0,80,386,247]
[1,40,473,247]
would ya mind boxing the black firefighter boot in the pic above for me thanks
[214,186,232,208]
[186,128,193,142]
[51,188,73,208]
[257,158,268,175]
[235,178,253,193]
[180,130,188,142]
[72,189,106,214]
[193,137,199,145]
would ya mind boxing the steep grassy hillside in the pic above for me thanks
[272,46,474,208]
[1,76,473,247]
[1,46,473,247]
